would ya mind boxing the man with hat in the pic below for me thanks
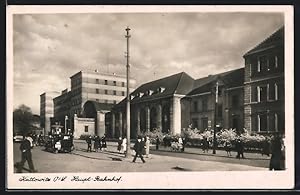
[132,136,146,163]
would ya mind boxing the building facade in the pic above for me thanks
[51,70,136,136]
[109,26,284,138]
[40,91,60,135]
[182,68,244,133]
[109,70,245,138]
[243,27,285,134]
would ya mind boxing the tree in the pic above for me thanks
[13,104,35,136]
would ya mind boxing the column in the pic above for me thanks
[111,113,115,138]
[145,107,150,132]
[157,104,162,132]
[172,96,181,135]
[97,111,105,137]
[136,108,141,136]
[119,112,123,138]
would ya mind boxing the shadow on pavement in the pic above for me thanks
[152,147,269,161]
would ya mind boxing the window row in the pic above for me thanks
[95,89,125,96]
[192,98,208,112]
[131,87,166,99]
[253,112,284,132]
[252,82,283,103]
[95,99,117,104]
[249,54,283,76]
[192,117,209,130]
[95,79,125,87]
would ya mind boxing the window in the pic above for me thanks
[84,126,89,132]
[96,89,99,94]
[122,82,125,87]
[255,86,267,102]
[105,80,108,85]
[113,90,116,95]
[202,98,208,111]
[257,113,267,132]
[268,83,278,101]
[113,81,116,86]
[201,117,208,130]
[113,100,117,104]
[258,56,268,72]
[192,118,198,129]
[122,91,125,96]
[269,55,278,70]
[193,101,198,112]
[96,79,99,84]
[104,100,108,103]
[105,90,108,94]
[96,99,99,102]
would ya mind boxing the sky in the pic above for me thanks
[12,12,284,114]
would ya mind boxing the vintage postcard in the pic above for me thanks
[6,5,294,190]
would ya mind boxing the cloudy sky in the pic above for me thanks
[12,12,284,114]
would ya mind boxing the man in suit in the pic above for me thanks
[16,134,37,173]
[132,136,146,163]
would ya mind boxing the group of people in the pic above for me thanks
[86,135,107,152]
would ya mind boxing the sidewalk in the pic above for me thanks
[74,139,270,160]
[69,140,267,172]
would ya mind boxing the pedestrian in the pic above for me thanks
[262,138,271,157]
[202,137,209,153]
[132,137,146,163]
[224,140,232,156]
[235,138,245,159]
[155,136,160,150]
[145,136,150,158]
[94,136,100,152]
[181,137,187,152]
[16,134,37,173]
[269,135,285,170]
[86,135,92,152]
[122,137,127,154]
[141,137,146,156]
[101,135,107,151]
[117,137,122,153]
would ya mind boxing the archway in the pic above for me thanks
[140,108,146,133]
[162,105,170,133]
[150,107,157,131]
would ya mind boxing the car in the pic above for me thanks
[13,135,23,142]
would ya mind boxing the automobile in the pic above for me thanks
[45,134,74,153]
[13,135,23,142]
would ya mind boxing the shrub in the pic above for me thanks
[79,134,92,140]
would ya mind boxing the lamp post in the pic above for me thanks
[125,26,131,158]
[213,81,219,154]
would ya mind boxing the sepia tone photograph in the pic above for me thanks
[6,5,294,190]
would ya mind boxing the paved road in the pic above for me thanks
[13,141,268,173]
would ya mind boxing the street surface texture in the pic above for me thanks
[13,140,269,173]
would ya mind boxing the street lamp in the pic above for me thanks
[125,26,131,158]
[212,81,219,154]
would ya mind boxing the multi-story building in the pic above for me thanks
[182,68,244,133]
[40,91,60,135]
[109,26,284,138]
[110,68,244,138]
[52,70,136,136]
[243,27,284,134]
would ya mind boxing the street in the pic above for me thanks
[13,141,269,173]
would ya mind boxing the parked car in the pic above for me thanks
[13,135,23,142]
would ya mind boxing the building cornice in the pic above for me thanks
[244,74,284,85]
